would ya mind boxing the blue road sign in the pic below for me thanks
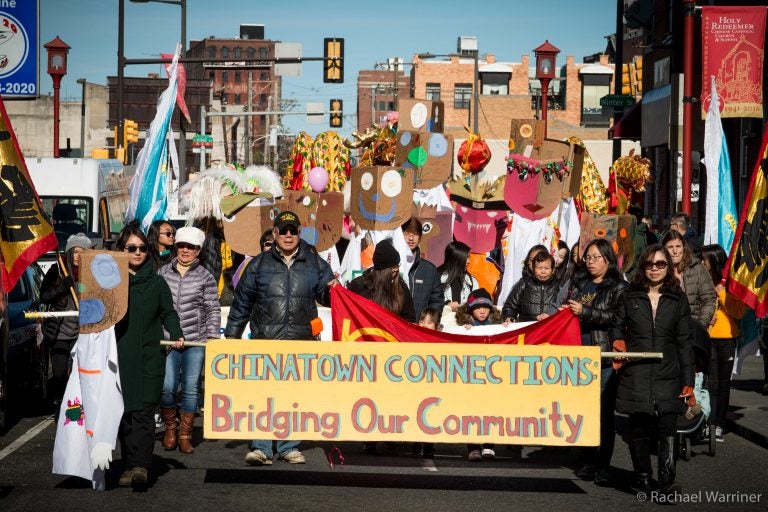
[0,1,38,98]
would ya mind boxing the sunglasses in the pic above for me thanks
[124,244,148,254]
[278,226,299,236]
[176,242,199,250]
[160,231,175,237]
[643,260,668,270]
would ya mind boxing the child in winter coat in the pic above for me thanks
[502,251,564,325]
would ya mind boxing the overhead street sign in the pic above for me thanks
[600,94,636,108]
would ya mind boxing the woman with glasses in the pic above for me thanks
[147,220,176,267]
[114,225,183,489]
[565,238,627,486]
[438,241,479,313]
[613,244,694,495]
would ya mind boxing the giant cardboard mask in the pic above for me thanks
[418,211,453,267]
[397,99,444,133]
[579,213,637,273]
[222,199,282,256]
[282,190,343,251]
[395,130,453,189]
[351,166,414,231]
[79,250,130,333]
[452,205,509,253]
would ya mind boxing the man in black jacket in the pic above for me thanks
[402,218,444,319]
[225,210,337,467]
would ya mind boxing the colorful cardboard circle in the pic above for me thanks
[90,253,121,289]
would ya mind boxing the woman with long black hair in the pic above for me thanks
[437,241,478,313]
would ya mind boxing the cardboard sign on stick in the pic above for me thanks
[394,130,453,189]
[282,190,344,252]
[79,250,129,333]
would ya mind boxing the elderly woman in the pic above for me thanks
[158,227,220,455]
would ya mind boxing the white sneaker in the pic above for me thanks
[715,426,724,442]
[245,449,272,466]
[481,448,496,459]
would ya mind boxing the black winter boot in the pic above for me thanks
[628,433,654,493]
[658,436,681,495]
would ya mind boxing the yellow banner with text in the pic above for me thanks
[204,340,601,446]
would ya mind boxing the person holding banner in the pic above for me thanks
[612,244,694,496]
[565,238,627,486]
[225,211,336,466]
[402,218,444,319]
[114,225,184,488]
[438,241,478,313]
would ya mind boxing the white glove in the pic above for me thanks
[90,442,113,470]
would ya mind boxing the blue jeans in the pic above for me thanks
[250,439,300,457]
[161,347,204,413]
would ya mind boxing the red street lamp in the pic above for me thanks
[44,36,71,158]
[534,40,560,137]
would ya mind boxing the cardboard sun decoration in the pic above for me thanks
[397,99,444,133]
[222,199,283,256]
[351,166,414,231]
[418,211,453,267]
[578,213,637,273]
[453,205,510,254]
[79,250,130,334]
[505,135,585,220]
[282,190,344,252]
[395,130,454,189]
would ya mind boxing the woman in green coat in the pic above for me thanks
[114,225,183,489]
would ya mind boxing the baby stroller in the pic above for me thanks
[676,327,716,460]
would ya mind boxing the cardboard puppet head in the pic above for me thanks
[452,205,509,253]
[578,213,637,273]
[281,190,344,251]
[351,166,414,231]
[418,211,453,267]
[79,250,130,333]
[395,131,453,189]
[397,99,444,133]
[221,197,283,256]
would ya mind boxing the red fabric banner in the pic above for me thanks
[701,6,766,119]
[161,53,192,123]
[0,96,57,292]
[726,122,768,316]
[331,285,581,345]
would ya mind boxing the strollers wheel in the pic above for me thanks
[679,436,691,461]
[709,428,716,456]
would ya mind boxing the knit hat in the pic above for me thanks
[175,226,206,248]
[65,233,94,252]
[467,288,493,311]
[372,240,400,270]
[274,210,301,230]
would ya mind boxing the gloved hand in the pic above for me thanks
[679,385,696,407]
[611,339,627,371]
[62,275,75,290]
[90,442,113,470]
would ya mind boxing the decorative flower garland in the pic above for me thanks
[507,153,571,184]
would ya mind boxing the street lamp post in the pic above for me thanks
[533,40,560,138]
[124,0,187,183]
[44,36,71,158]
[417,52,479,134]
[77,78,87,157]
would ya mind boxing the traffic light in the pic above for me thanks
[633,57,643,95]
[329,99,343,128]
[621,58,643,96]
[323,38,344,83]
[621,63,632,95]
[124,119,139,146]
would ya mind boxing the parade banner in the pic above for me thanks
[701,6,766,118]
[726,123,768,317]
[204,339,601,445]
[331,285,581,345]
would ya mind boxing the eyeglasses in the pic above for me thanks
[278,226,299,236]
[583,255,604,263]
[124,244,148,254]
[160,231,175,237]
[643,260,668,270]
[176,242,199,250]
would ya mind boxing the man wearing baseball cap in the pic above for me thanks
[225,210,338,467]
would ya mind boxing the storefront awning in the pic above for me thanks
[608,101,641,140]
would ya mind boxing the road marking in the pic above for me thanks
[421,459,438,472]
[0,417,54,462]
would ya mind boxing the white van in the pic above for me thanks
[26,157,135,271]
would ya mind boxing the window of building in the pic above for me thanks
[259,93,267,106]
[222,71,228,83]
[207,46,216,59]
[426,83,441,101]
[260,71,269,81]
[221,47,229,59]
[582,85,609,115]
[481,72,510,95]
[234,47,241,59]
[234,93,241,104]
[248,47,255,60]
[580,74,611,127]
[259,47,268,59]
[235,71,241,83]
[454,83,472,109]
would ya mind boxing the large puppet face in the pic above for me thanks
[398,99,444,133]
[79,250,130,334]
[578,213,637,273]
[395,131,453,189]
[282,190,343,252]
[452,205,509,253]
[351,166,414,231]
[222,203,281,256]
[418,211,453,267]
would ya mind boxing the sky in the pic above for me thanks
[37,0,617,138]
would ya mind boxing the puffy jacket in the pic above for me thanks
[502,275,563,322]
[613,285,695,415]
[567,275,628,352]
[40,264,78,342]
[158,258,221,343]
[225,240,333,340]
[455,304,503,326]
[680,258,717,328]
[407,248,443,319]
